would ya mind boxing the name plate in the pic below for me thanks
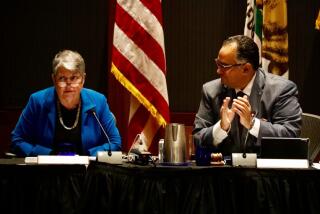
[97,151,123,165]
[257,159,309,169]
[36,155,89,165]
[232,153,257,167]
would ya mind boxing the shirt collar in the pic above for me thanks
[235,73,256,96]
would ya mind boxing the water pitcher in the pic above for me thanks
[163,123,186,164]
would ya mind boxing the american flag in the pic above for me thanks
[111,0,170,153]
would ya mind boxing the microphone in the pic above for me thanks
[242,111,257,158]
[231,109,257,167]
[90,109,112,156]
[89,109,122,164]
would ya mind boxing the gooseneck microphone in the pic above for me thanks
[242,111,257,158]
[89,109,112,156]
[242,132,249,158]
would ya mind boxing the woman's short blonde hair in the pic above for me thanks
[52,50,85,76]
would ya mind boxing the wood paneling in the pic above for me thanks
[163,0,247,112]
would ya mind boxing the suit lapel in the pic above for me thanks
[249,69,266,118]
[239,69,266,148]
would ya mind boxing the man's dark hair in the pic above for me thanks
[222,35,260,70]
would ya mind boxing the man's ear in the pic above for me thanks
[242,63,253,74]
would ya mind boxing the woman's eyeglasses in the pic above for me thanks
[55,75,83,87]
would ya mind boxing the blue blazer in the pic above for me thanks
[11,87,121,156]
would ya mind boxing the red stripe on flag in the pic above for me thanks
[115,3,166,73]
[112,46,170,122]
[139,0,163,25]
[126,105,149,151]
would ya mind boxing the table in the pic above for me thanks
[1,159,320,214]
[80,162,320,214]
[0,159,86,214]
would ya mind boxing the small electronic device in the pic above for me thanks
[259,137,309,159]
[257,137,310,168]
[128,134,152,165]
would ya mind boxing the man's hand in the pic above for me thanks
[220,97,236,131]
[232,95,253,129]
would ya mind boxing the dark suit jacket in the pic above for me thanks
[193,68,302,156]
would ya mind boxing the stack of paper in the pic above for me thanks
[35,155,89,165]
[257,159,309,168]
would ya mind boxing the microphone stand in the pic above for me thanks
[90,109,122,164]
[231,111,257,167]
[242,111,257,158]
[242,132,250,158]
[91,110,112,156]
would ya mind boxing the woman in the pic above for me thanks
[11,50,121,156]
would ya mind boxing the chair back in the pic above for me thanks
[301,113,320,162]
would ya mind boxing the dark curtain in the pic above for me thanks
[0,164,86,214]
[1,0,112,108]
[79,162,320,214]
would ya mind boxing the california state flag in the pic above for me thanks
[244,0,289,78]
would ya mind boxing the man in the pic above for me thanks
[193,35,302,156]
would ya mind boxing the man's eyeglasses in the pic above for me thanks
[215,58,246,69]
[55,75,83,87]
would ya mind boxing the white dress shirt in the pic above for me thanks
[212,73,260,146]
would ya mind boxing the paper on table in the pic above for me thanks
[257,159,309,169]
[37,155,89,165]
[312,163,320,169]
